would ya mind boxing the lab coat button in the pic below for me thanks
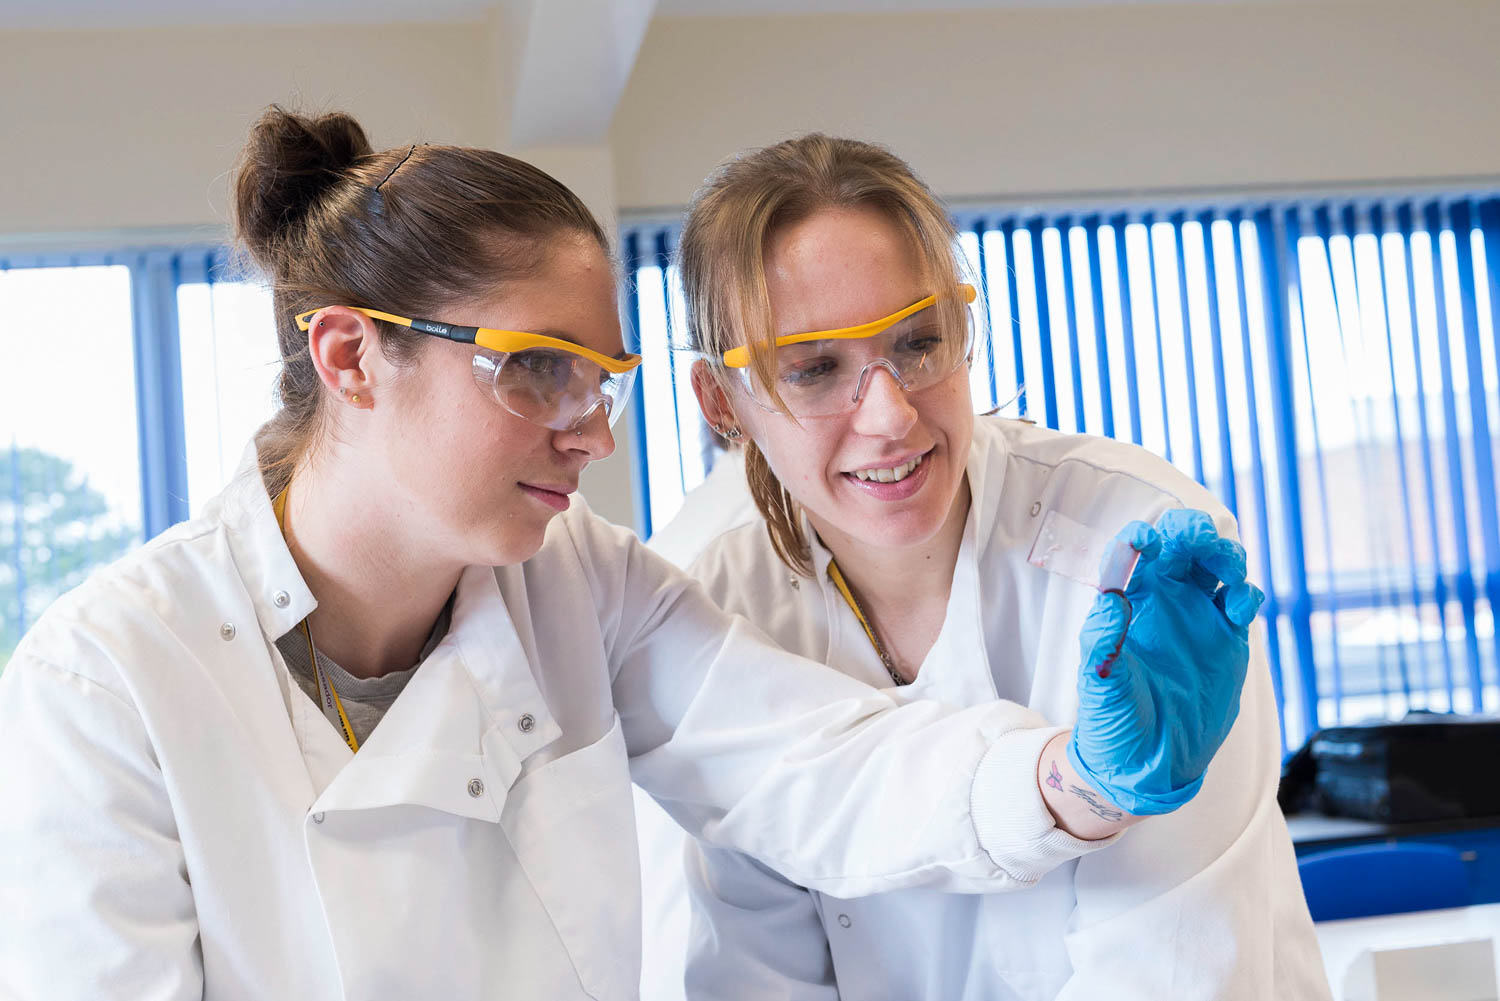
[1030,500,1042,517]
[518,713,536,733]
[312,812,325,824]
[467,778,485,798]
[837,914,852,928]
[273,590,290,608]
[219,622,236,641]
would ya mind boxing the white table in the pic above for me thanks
[1317,903,1500,999]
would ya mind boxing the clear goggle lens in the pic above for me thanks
[742,303,973,418]
[473,347,638,431]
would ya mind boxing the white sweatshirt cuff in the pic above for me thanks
[969,725,1122,884]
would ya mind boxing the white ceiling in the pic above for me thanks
[0,0,1326,30]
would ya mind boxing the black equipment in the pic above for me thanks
[1279,713,1500,824]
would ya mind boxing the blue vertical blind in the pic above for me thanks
[624,194,1500,749]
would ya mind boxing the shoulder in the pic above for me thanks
[687,520,802,621]
[533,495,693,605]
[983,418,1234,531]
[10,511,234,703]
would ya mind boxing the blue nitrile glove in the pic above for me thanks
[1065,509,1265,816]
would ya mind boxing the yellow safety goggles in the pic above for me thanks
[721,285,977,419]
[295,306,642,430]
[721,284,975,368]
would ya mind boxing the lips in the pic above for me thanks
[519,482,575,512]
[849,450,928,484]
[841,447,935,501]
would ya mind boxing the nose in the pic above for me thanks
[849,363,918,439]
[558,402,616,461]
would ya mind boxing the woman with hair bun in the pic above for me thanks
[0,109,1251,1001]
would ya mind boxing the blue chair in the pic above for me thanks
[1298,842,1471,922]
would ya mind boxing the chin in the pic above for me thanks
[472,518,551,567]
[875,516,952,551]
[831,499,939,547]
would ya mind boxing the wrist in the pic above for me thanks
[1038,732,1145,840]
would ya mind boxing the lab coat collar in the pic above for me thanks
[216,439,563,821]
[964,416,1012,546]
[217,439,320,647]
[306,563,564,821]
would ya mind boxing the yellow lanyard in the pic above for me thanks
[826,559,907,687]
[272,487,361,754]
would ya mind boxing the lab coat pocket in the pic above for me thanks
[501,714,640,1001]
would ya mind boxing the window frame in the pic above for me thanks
[1,240,233,541]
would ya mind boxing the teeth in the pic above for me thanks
[853,453,925,483]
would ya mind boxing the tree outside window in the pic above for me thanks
[1,443,138,670]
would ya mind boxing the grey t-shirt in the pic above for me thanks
[276,599,452,746]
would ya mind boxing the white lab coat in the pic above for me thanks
[0,439,1114,1001]
[680,417,1333,1001]
[636,446,761,1001]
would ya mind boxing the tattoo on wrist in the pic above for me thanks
[1068,784,1124,822]
[1045,760,1063,791]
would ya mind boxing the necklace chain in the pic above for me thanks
[274,486,360,753]
[826,559,908,687]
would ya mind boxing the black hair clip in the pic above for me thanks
[368,143,418,217]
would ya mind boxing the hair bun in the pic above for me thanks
[232,106,373,268]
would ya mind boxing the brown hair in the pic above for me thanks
[231,106,608,497]
[677,134,969,575]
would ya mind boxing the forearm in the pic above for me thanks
[1037,731,1145,841]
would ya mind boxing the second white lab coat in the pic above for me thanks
[680,417,1333,1000]
[637,445,762,1001]
[0,439,1111,1001]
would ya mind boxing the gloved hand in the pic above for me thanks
[1066,509,1264,816]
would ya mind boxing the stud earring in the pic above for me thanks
[351,394,361,404]
[714,423,743,440]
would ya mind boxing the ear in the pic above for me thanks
[306,306,383,408]
[691,359,744,441]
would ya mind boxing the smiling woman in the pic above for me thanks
[670,133,1329,1000]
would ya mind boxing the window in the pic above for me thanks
[0,247,275,669]
[176,254,279,515]
[0,262,142,668]
[623,196,1500,750]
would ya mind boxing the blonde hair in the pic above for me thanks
[677,134,969,575]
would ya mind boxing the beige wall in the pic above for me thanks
[614,1,1500,211]
[0,23,500,235]
[10,3,1497,237]
[4,1,1498,528]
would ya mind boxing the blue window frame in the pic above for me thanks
[623,193,1500,750]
